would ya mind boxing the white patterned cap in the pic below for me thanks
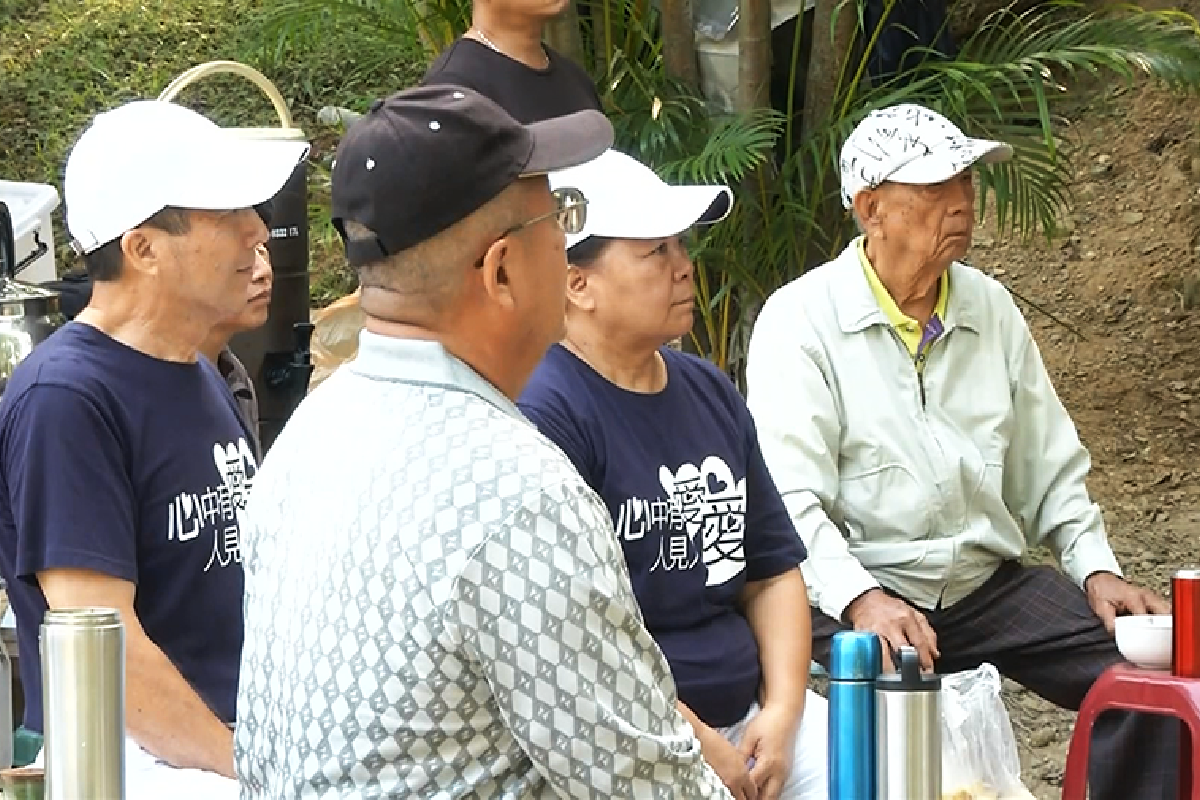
[839,104,1013,209]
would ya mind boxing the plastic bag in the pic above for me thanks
[309,289,365,393]
[940,663,1037,800]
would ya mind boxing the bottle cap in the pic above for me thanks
[828,630,882,680]
[875,645,941,691]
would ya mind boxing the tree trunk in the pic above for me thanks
[661,0,700,89]
[725,0,772,383]
[803,0,858,134]
[737,0,771,111]
[546,3,588,68]
[799,0,859,268]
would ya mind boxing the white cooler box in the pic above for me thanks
[0,180,61,285]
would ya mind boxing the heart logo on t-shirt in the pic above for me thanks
[657,456,747,586]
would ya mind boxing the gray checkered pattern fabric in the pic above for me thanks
[235,335,730,799]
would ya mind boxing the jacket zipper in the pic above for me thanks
[915,335,939,408]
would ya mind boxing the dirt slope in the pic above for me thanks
[969,81,1200,798]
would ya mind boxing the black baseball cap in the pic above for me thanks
[331,84,614,266]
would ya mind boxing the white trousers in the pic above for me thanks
[717,689,830,800]
[36,737,238,800]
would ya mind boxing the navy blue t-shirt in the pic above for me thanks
[519,345,807,727]
[0,323,253,731]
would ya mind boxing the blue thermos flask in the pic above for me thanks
[828,630,882,800]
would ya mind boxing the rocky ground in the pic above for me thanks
[960,80,1200,797]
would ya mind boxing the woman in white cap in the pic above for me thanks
[745,103,1177,800]
[519,149,829,800]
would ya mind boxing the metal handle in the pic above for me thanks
[898,646,922,683]
[13,231,48,278]
[157,60,298,131]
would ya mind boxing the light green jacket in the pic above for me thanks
[746,239,1122,621]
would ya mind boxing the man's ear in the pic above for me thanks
[119,227,164,278]
[478,236,516,311]
[852,187,883,236]
[565,264,596,313]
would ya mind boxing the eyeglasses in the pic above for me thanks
[505,187,588,237]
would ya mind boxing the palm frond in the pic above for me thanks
[659,109,784,185]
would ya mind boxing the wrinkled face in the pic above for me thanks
[161,208,269,323]
[573,235,695,347]
[871,170,976,265]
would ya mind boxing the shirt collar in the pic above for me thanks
[216,348,252,392]
[834,237,978,335]
[350,331,524,421]
[858,238,949,328]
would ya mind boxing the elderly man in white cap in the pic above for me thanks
[745,103,1178,799]
[0,99,307,798]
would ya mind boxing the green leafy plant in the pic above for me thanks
[678,0,1200,375]
[258,0,470,64]
[259,0,1200,375]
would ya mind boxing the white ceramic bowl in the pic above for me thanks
[1115,614,1173,669]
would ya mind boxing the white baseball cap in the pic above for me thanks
[550,149,733,250]
[839,104,1013,209]
[65,100,311,254]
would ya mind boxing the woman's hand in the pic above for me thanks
[738,703,799,800]
[695,720,758,800]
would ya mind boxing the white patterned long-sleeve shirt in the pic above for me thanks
[235,333,730,799]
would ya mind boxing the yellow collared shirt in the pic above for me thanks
[746,239,1122,618]
[857,238,948,362]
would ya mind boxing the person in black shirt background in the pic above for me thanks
[423,0,602,123]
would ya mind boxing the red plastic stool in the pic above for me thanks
[1061,663,1200,799]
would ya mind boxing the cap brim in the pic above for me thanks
[565,184,733,249]
[889,138,1013,186]
[172,135,310,211]
[522,110,614,177]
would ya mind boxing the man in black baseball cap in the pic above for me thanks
[235,86,733,798]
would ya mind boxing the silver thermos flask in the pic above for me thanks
[876,645,941,800]
[41,607,126,800]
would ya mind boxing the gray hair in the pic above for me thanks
[342,183,526,312]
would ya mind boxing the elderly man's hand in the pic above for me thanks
[845,589,940,671]
[1085,571,1171,634]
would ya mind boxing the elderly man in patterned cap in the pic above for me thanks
[234,85,735,798]
[746,103,1178,799]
